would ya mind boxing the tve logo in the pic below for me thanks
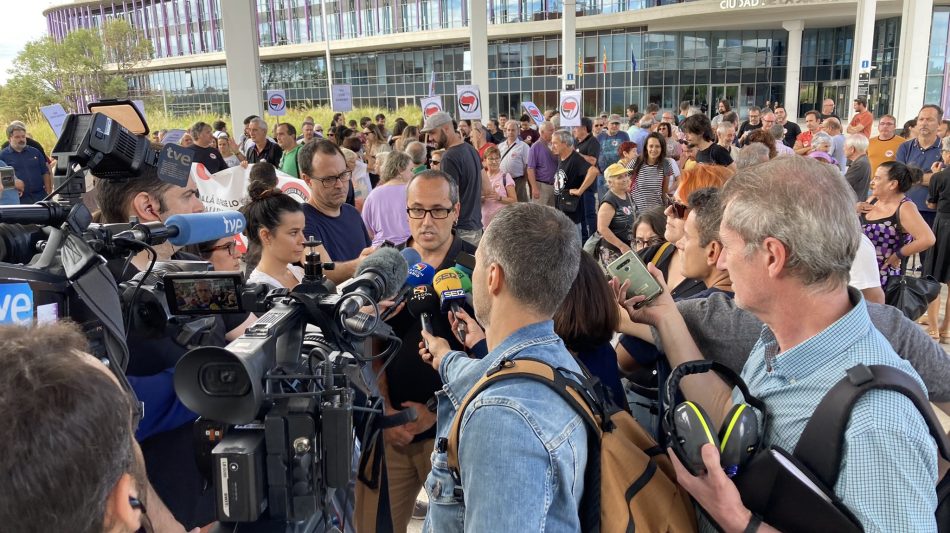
[0,283,34,324]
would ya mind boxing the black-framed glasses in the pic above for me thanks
[407,207,452,219]
[665,193,689,219]
[316,171,352,187]
[209,241,238,256]
[635,236,665,248]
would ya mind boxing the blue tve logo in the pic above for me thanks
[0,283,34,324]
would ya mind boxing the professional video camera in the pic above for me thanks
[174,241,407,531]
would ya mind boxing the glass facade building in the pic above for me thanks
[44,0,950,119]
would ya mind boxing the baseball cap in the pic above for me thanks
[604,163,634,179]
[421,111,453,133]
[608,114,623,124]
[212,131,228,140]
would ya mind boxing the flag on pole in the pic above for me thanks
[428,71,436,96]
[631,51,637,72]
[602,46,608,74]
[577,48,583,78]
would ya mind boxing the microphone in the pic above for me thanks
[400,246,422,267]
[339,247,408,319]
[433,268,469,343]
[114,211,246,247]
[407,285,441,346]
[450,266,472,292]
[454,251,476,278]
[381,259,436,321]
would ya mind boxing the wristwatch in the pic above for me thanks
[426,396,438,414]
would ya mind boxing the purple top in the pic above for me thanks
[527,139,558,184]
[860,197,913,286]
[361,182,411,247]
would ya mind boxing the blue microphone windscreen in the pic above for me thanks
[407,263,436,287]
[400,247,422,266]
[166,211,247,247]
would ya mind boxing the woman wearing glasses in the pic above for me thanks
[361,150,413,247]
[241,179,307,290]
[185,237,243,272]
[633,207,667,253]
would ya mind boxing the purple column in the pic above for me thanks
[161,1,172,57]
[286,0,295,43]
[268,0,277,44]
[304,0,312,41]
[184,0,194,54]
[209,0,218,50]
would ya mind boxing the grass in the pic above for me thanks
[21,105,425,152]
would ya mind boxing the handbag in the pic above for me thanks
[883,272,941,320]
[557,192,580,213]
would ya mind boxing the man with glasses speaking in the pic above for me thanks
[299,139,374,281]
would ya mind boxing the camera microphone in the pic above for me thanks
[339,247,408,319]
[114,211,246,247]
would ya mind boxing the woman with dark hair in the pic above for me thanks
[901,118,918,140]
[331,112,345,128]
[183,236,242,272]
[858,161,935,293]
[552,252,626,410]
[924,136,950,342]
[633,206,667,252]
[630,132,673,213]
[388,119,408,148]
[657,122,681,162]
[241,175,307,289]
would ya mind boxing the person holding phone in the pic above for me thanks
[0,161,24,205]
[596,163,637,268]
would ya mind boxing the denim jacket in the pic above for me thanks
[422,321,588,533]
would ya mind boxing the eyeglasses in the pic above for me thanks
[665,193,689,219]
[635,236,664,248]
[209,241,238,256]
[431,160,441,165]
[315,171,352,187]
[407,207,453,219]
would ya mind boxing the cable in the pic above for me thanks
[121,240,157,334]
[42,164,88,201]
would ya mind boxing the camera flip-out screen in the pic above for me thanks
[164,272,244,315]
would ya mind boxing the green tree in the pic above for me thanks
[101,18,154,91]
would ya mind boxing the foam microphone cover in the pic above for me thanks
[400,246,422,267]
[406,285,441,318]
[165,211,247,247]
[355,246,409,300]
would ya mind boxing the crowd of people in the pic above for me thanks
[3,98,950,533]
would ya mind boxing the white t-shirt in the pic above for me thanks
[849,234,881,290]
[247,265,304,290]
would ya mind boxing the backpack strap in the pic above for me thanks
[793,363,950,490]
[650,242,674,266]
[444,358,607,531]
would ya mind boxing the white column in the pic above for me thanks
[221,0,263,135]
[469,0,489,121]
[895,0,933,121]
[849,0,876,114]
[782,20,804,121]
[562,0,576,91]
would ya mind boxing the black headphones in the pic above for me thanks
[662,360,768,477]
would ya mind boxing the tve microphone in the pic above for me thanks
[114,211,246,247]
[433,268,468,343]
[340,247,408,319]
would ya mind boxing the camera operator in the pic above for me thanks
[0,322,193,533]
[96,163,255,529]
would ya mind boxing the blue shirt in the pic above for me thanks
[739,289,938,532]
[631,128,651,156]
[596,130,630,171]
[0,145,46,193]
[897,137,943,213]
[301,202,371,261]
[424,321,588,533]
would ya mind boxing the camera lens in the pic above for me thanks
[199,362,251,396]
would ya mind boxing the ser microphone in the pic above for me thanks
[339,247,408,319]
[114,211,246,247]
[433,268,469,343]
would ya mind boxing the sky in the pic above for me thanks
[0,2,53,84]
